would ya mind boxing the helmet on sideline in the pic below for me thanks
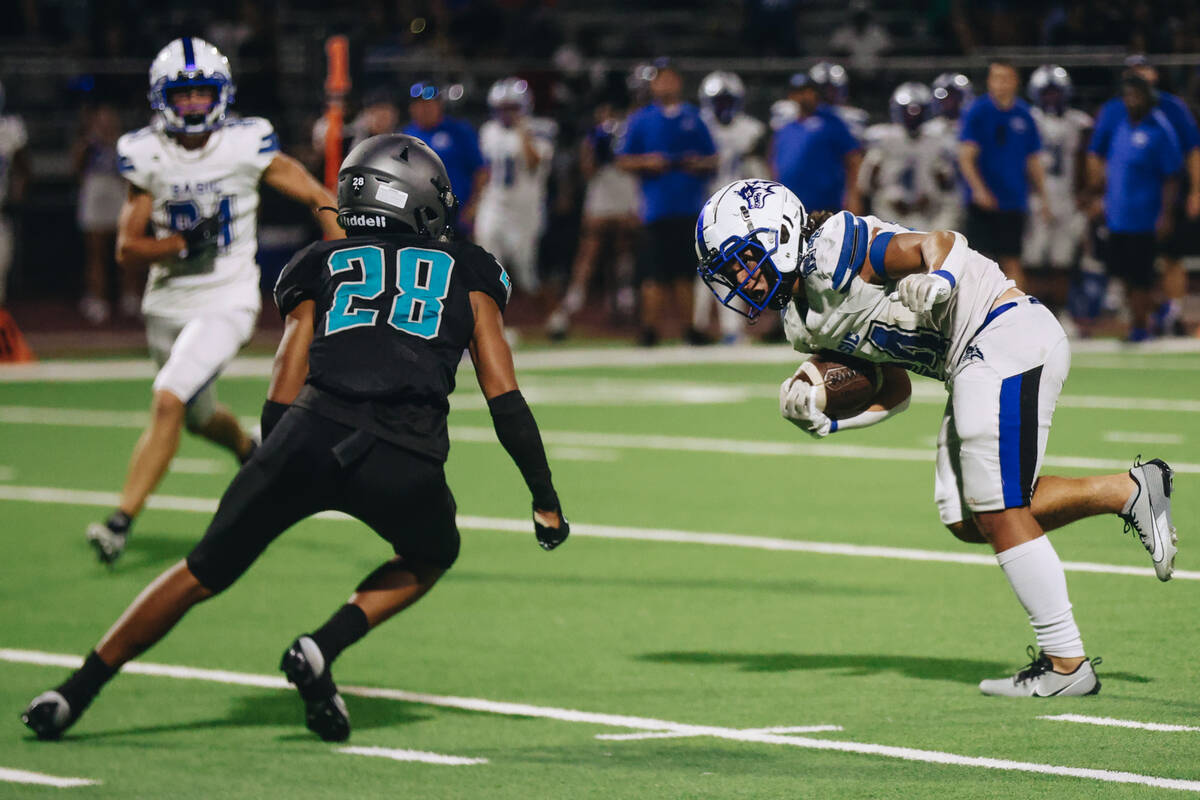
[1028,64,1072,114]
[931,72,973,120]
[148,37,235,134]
[699,71,746,124]
[487,77,533,117]
[808,61,849,105]
[890,82,933,132]
[336,134,457,239]
[695,179,808,319]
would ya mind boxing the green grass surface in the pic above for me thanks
[0,347,1197,798]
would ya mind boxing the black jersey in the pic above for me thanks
[274,233,511,462]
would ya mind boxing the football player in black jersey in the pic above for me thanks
[22,135,568,744]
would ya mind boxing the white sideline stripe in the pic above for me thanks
[1103,432,1185,445]
[546,446,620,462]
[596,724,844,741]
[336,746,488,765]
[169,458,226,475]
[1040,715,1200,733]
[0,483,1197,582]
[0,767,99,788]
[3,649,1199,793]
[6,406,1198,474]
[3,340,1200,383]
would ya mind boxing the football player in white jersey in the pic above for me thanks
[920,72,974,232]
[0,79,32,306]
[692,71,768,343]
[1022,66,1092,276]
[697,179,1178,696]
[87,37,343,564]
[809,61,869,140]
[859,83,940,231]
[475,77,555,307]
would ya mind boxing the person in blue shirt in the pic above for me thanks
[403,81,487,232]
[616,62,718,347]
[770,73,863,216]
[1086,73,1183,342]
[1090,55,1200,336]
[958,60,1050,289]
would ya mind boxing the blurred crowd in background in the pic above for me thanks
[1,0,1200,345]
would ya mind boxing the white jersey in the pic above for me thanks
[858,123,941,231]
[117,117,279,318]
[783,212,1013,381]
[918,116,964,229]
[834,105,869,140]
[701,110,768,190]
[1030,107,1091,211]
[477,117,555,227]
[0,115,28,206]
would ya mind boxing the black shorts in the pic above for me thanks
[187,407,460,593]
[637,216,701,284]
[965,206,1026,260]
[1105,230,1158,290]
[1161,200,1200,257]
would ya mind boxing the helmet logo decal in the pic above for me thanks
[375,183,409,209]
[735,180,776,210]
[351,175,365,195]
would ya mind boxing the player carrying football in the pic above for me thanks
[22,134,568,742]
[86,37,344,564]
[696,178,1177,697]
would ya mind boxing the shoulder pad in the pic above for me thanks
[809,211,870,293]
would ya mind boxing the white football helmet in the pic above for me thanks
[699,71,745,124]
[488,77,533,116]
[696,179,808,319]
[148,37,235,134]
[1028,64,1072,113]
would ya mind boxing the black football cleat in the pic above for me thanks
[280,636,350,742]
[21,691,78,740]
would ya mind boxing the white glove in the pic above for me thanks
[779,374,832,438]
[890,272,953,314]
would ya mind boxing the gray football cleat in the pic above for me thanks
[979,646,1101,697]
[280,636,350,742]
[86,522,127,566]
[1121,457,1177,581]
[20,691,76,740]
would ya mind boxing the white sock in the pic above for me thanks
[995,536,1085,659]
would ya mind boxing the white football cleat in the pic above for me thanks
[979,647,1101,697]
[1121,457,1177,581]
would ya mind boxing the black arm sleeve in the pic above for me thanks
[488,390,557,509]
[273,242,320,319]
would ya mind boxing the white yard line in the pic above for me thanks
[335,746,488,765]
[0,767,99,788]
[169,458,226,475]
[0,483,1195,582]
[3,405,1196,472]
[3,340,1200,384]
[2,648,1198,793]
[1103,432,1185,445]
[1040,715,1200,733]
[545,446,621,462]
[596,725,844,741]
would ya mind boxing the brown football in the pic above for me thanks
[793,351,884,419]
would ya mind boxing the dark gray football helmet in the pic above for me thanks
[336,134,457,238]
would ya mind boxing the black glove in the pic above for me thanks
[181,214,221,257]
[533,503,569,551]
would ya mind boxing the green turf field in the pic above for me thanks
[1,344,1197,798]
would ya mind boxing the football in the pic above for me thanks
[793,351,884,419]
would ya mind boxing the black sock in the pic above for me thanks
[106,511,132,535]
[56,651,117,709]
[309,604,369,665]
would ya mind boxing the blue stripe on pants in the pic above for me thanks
[998,372,1025,508]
